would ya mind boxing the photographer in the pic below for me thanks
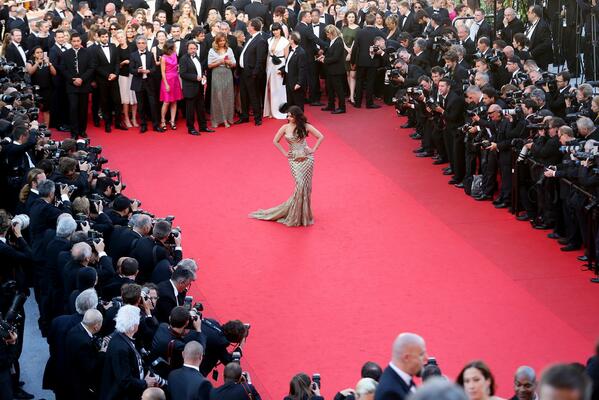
[0,328,18,400]
[150,306,206,376]
[155,267,195,323]
[211,362,262,400]
[72,196,114,237]
[108,213,152,267]
[0,210,32,287]
[16,168,46,215]
[200,319,248,377]
[105,195,137,227]
[51,157,91,198]
[566,84,595,120]
[2,124,38,213]
[168,341,213,400]
[547,71,572,118]
[442,50,468,95]
[102,257,139,300]
[284,373,323,400]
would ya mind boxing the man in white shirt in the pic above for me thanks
[5,29,27,67]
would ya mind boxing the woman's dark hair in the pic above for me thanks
[28,45,43,62]
[513,32,529,48]
[288,373,312,400]
[344,10,358,26]
[456,360,496,396]
[222,320,247,343]
[288,105,308,139]
[163,39,176,55]
[271,22,283,34]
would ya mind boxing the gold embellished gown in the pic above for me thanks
[250,133,314,227]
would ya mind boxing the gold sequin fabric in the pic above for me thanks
[249,134,314,227]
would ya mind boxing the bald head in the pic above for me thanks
[183,341,204,366]
[141,388,166,400]
[82,308,103,334]
[392,333,427,376]
[514,366,537,400]
[516,366,536,381]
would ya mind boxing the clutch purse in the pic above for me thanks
[271,54,282,65]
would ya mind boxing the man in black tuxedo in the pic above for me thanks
[471,9,493,42]
[435,78,465,185]
[314,0,334,25]
[225,6,247,35]
[102,257,139,299]
[179,41,214,135]
[49,29,71,132]
[94,28,125,133]
[59,33,95,139]
[210,362,262,400]
[0,213,32,279]
[4,29,27,68]
[168,341,212,400]
[411,38,431,74]
[525,5,554,71]
[129,36,164,133]
[234,18,267,126]
[456,25,476,63]
[398,1,420,36]
[66,309,105,400]
[294,10,329,105]
[281,32,307,110]
[245,0,271,30]
[374,333,428,400]
[351,13,384,109]
[499,7,524,44]
[425,0,450,26]
[319,26,345,114]
[155,267,196,322]
[309,9,328,106]
[170,25,188,58]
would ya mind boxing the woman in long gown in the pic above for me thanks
[250,106,325,227]
[263,23,289,120]
[208,32,236,128]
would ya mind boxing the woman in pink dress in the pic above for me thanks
[160,40,183,130]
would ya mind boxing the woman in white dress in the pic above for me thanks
[263,23,289,120]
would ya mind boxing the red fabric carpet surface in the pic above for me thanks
[76,107,599,399]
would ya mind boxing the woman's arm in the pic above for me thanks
[207,50,223,69]
[49,63,57,76]
[160,56,169,90]
[26,61,38,76]
[307,123,324,153]
[273,125,289,157]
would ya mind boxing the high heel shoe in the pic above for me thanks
[124,119,133,128]
[170,121,176,130]
[132,119,139,127]
[160,121,167,130]
[224,122,230,128]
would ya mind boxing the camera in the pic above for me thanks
[0,319,16,339]
[312,373,321,389]
[466,105,488,118]
[232,351,242,363]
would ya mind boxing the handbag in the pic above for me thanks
[271,54,282,65]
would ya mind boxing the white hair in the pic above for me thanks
[83,308,103,327]
[56,216,77,238]
[115,304,141,334]
[72,242,92,262]
[75,288,98,314]
[177,258,198,273]
[356,378,378,397]
[408,378,467,400]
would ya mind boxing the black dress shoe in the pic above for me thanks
[234,118,249,124]
[255,120,262,126]
[432,159,448,165]
[13,388,34,399]
[310,101,324,106]
[332,108,346,114]
[557,238,570,245]
[454,182,465,188]
[442,169,453,176]
[154,126,165,132]
[140,125,148,133]
[448,178,461,185]
[533,223,552,230]
[494,202,510,209]
[415,152,433,157]
[116,123,128,130]
[547,232,560,239]
[366,104,381,109]
[321,106,334,111]
[200,127,215,132]
[516,213,531,221]
[105,125,112,133]
[591,276,599,283]
[413,147,425,153]
[474,194,492,201]
[560,244,581,251]
[401,122,414,128]
[188,129,201,136]
[411,133,422,140]
[578,255,589,262]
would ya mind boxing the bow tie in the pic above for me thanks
[174,39,181,42]
[140,51,146,55]
[102,44,109,48]
[313,24,319,27]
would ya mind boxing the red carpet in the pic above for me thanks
[76,106,599,399]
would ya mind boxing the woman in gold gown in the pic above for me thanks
[250,106,325,227]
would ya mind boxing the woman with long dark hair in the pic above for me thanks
[284,373,324,400]
[249,106,325,227]
[456,361,504,400]
[26,46,56,126]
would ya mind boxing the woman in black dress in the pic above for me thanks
[26,46,57,127]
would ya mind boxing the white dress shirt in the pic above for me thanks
[388,362,416,393]
[239,32,259,69]
[285,46,296,73]
[191,55,202,77]
[101,43,111,63]
[183,363,200,371]
[13,41,27,65]
[140,51,148,78]
[526,20,538,40]
[170,279,180,306]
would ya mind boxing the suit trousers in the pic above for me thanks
[421,117,434,153]
[431,124,447,161]
[98,79,122,126]
[481,149,498,196]
[354,66,377,106]
[91,86,100,125]
[452,131,466,182]
[135,81,159,128]
[67,92,89,137]
[240,69,263,122]
[443,127,455,168]
[286,83,305,110]
[50,80,69,128]
[498,150,512,201]
[307,60,321,102]
[185,93,208,130]
[325,74,345,109]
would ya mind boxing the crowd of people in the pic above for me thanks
[2,0,599,398]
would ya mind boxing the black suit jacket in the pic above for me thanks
[295,21,328,57]
[425,6,450,26]
[374,366,411,400]
[155,279,181,322]
[412,51,431,74]
[351,25,384,67]
[107,227,142,266]
[129,50,157,92]
[130,237,182,283]
[29,198,71,259]
[43,313,84,391]
[323,37,345,75]
[179,53,204,98]
[238,33,267,75]
[441,90,465,128]
[93,43,120,79]
[399,12,420,36]
[169,366,213,400]
[210,382,261,400]
[500,17,524,43]
[100,332,147,400]
[244,2,271,29]
[527,19,554,68]
[281,46,307,88]
[66,323,103,399]
[4,42,27,67]
[59,47,95,93]
[474,20,493,41]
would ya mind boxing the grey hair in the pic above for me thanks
[172,266,196,283]
[177,258,198,273]
[82,308,103,327]
[530,88,546,103]
[465,85,482,96]
[577,116,595,132]
[475,72,489,84]
[515,366,536,382]
[407,378,468,400]
[135,34,147,44]
[115,304,141,334]
[38,180,56,198]
[578,84,593,99]
[355,378,378,397]
[71,242,92,262]
[414,38,427,50]
[56,216,77,238]
[131,213,152,230]
[75,288,99,314]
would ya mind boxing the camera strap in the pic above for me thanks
[241,382,254,400]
